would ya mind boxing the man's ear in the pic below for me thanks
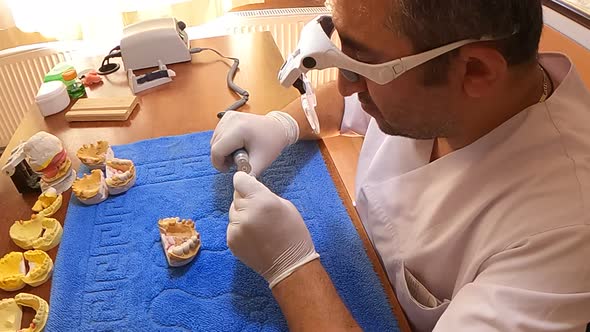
[455,43,508,98]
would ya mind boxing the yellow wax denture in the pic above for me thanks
[21,250,53,287]
[0,252,26,291]
[10,215,63,251]
[158,217,202,267]
[31,187,63,217]
[0,298,22,332]
[14,293,49,332]
[77,140,112,168]
[0,251,54,291]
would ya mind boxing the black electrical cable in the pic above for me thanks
[189,47,249,118]
[98,47,122,75]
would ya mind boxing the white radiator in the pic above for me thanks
[189,6,336,88]
[0,7,333,148]
[0,44,79,146]
[223,7,337,88]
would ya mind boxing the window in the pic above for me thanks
[544,0,590,29]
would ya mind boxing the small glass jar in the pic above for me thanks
[62,69,86,99]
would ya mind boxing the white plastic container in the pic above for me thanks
[35,81,70,117]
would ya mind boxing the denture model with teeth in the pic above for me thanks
[9,214,63,251]
[0,293,49,332]
[22,131,77,194]
[31,187,62,217]
[76,140,113,170]
[158,218,202,267]
[105,158,136,195]
[72,169,109,205]
[0,250,53,291]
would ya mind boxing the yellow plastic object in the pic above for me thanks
[31,187,63,217]
[14,293,49,332]
[10,215,63,251]
[0,298,22,332]
[158,217,201,267]
[76,140,112,168]
[21,250,53,287]
[0,252,26,291]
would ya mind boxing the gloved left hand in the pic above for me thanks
[227,172,320,288]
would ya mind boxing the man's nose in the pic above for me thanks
[337,70,367,97]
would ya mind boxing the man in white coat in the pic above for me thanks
[210,0,590,330]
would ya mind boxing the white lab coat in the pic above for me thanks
[340,53,590,332]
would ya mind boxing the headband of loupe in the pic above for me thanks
[278,15,519,133]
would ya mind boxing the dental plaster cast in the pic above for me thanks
[10,214,63,251]
[158,218,202,267]
[0,252,25,291]
[105,158,136,195]
[31,187,62,217]
[76,141,113,170]
[72,169,109,205]
[0,251,53,291]
[0,293,49,332]
[23,131,76,194]
[0,297,22,332]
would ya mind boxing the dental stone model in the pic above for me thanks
[0,293,49,332]
[0,252,25,291]
[2,131,76,194]
[76,141,113,170]
[0,250,53,291]
[9,214,63,251]
[72,169,109,205]
[31,187,62,217]
[0,297,22,331]
[158,218,202,267]
[105,158,136,195]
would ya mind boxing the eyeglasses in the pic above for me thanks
[279,15,516,86]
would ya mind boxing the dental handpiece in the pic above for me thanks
[217,112,252,174]
[233,149,251,174]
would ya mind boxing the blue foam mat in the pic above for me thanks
[46,131,399,331]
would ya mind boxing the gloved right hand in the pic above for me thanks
[210,111,299,176]
[228,172,319,288]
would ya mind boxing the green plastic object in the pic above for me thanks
[43,63,74,83]
[63,78,86,99]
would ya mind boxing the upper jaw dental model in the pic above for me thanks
[72,169,109,205]
[9,214,63,251]
[105,158,136,195]
[72,141,136,204]
[0,293,49,332]
[158,218,202,267]
[76,141,113,170]
[0,250,53,291]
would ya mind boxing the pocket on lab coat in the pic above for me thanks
[395,262,450,332]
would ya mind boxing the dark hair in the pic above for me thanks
[389,0,544,85]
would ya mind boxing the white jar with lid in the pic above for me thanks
[35,81,70,117]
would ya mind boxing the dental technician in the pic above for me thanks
[210,0,590,330]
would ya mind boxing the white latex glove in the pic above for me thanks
[228,172,320,288]
[210,111,299,177]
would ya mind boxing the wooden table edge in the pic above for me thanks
[318,139,412,332]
